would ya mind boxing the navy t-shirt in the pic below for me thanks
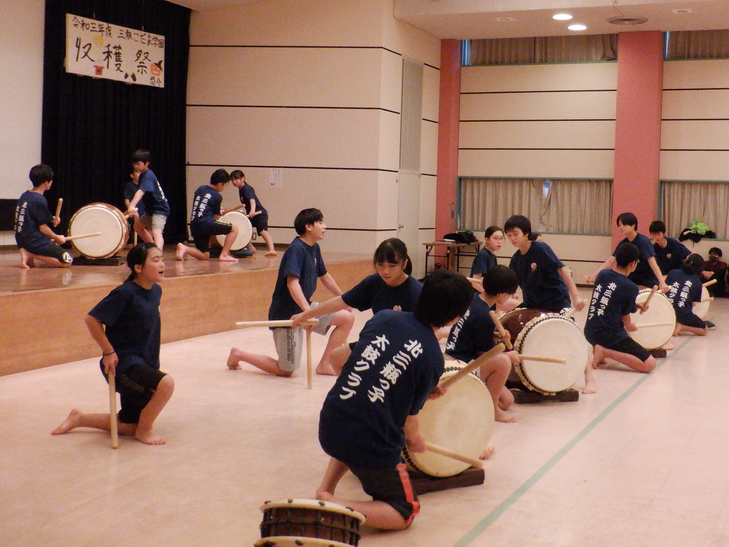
[509,241,570,312]
[584,269,638,347]
[14,190,54,248]
[88,280,162,375]
[138,168,170,217]
[445,293,496,362]
[124,181,145,216]
[614,234,657,287]
[319,310,443,468]
[239,184,267,217]
[342,274,421,314]
[268,237,327,320]
[470,248,497,277]
[665,268,702,322]
[189,185,223,236]
[654,238,691,275]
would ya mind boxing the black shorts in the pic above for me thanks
[677,312,706,329]
[191,221,233,253]
[21,239,73,264]
[250,214,269,234]
[102,362,166,424]
[605,336,651,363]
[348,462,420,524]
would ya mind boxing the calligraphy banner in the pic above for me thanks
[65,13,165,88]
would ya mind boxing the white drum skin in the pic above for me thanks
[628,289,676,349]
[215,211,253,251]
[68,203,128,259]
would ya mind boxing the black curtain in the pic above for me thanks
[42,0,190,243]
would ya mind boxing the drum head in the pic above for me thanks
[514,315,588,395]
[403,363,493,477]
[68,203,128,259]
[694,286,710,319]
[628,289,675,349]
[499,308,545,343]
[216,211,253,251]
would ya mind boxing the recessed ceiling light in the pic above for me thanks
[497,17,517,22]
[568,24,587,31]
[607,15,648,25]
[553,13,573,21]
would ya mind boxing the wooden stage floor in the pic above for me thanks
[0,244,372,376]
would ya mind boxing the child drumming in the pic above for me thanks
[584,242,656,380]
[587,212,670,293]
[230,170,277,257]
[175,168,239,262]
[227,208,354,376]
[126,149,170,251]
[666,253,713,336]
[315,270,474,530]
[649,220,690,275]
[504,215,586,314]
[445,265,519,424]
[52,243,174,445]
[14,164,72,268]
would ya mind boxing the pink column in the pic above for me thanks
[612,31,664,246]
[435,39,461,244]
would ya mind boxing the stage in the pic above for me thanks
[0,244,372,376]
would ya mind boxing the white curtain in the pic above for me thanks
[546,179,612,234]
[666,30,729,60]
[661,181,729,238]
[460,178,543,230]
[468,34,618,66]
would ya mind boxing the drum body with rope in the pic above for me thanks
[628,289,676,349]
[257,499,365,547]
[402,361,493,478]
[68,203,128,259]
[215,211,253,251]
[694,286,711,320]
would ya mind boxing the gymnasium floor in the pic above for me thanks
[2,284,728,547]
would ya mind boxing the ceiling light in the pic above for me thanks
[607,15,648,25]
[568,24,587,31]
[553,13,573,21]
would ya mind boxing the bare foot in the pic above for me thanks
[495,409,517,423]
[316,363,337,376]
[582,381,597,394]
[52,408,82,435]
[135,429,166,445]
[20,249,35,269]
[175,243,186,261]
[248,246,257,254]
[227,348,242,370]
[316,490,334,502]
[265,250,278,257]
[218,254,238,262]
[662,341,675,350]
[480,444,495,460]
[591,345,607,369]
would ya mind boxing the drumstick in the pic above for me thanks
[108,371,118,449]
[424,442,484,469]
[703,279,717,288]
[64,232,102,241]
[563,307,577,319]
[225,204,247,214]
[639,285,658,314]
[489,310,513,350]
[439,343,505,390]
[306,328,313,390]
[516,354,567,364]
[54,198,63,221]
[633,322,675,328]
[234,319,320,329]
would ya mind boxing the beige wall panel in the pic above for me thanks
[462,63,618,93]
[663,59,729,90]
[322,229,395,256]
[380,51,405,115]
[375,172,400,230]
[660,151,729,182]
[188,47,399,110]
[381,0,441,68]
[662,89,729,120]
[190,0,387,47]
[459,120,615,149]
[661,120,729,150]
[419,174,437,229]
[460,91,617,121]
[458,149,615,179]
[421,121,439,175]
[187,107,400,172]
[422,65,440,122]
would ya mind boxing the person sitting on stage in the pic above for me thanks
[315,269,473,531]
[666,253,714,336]
[230,169,277,257]
[584,242,656,380]
[505,215,585,314]
[587,212,670,293]
[445,265,519,423]
[649,220,691,275]
[470,226,504,280]
[176,168,239,262]
[227,208,354,376]
[52,243,174,445]
[702,247,727,297]
[14,163,72,268]
[126,149,170,251]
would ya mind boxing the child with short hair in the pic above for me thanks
[230,170,277,257]
[649,220,690,275]
[315,269,474,530]
[227,208,354,376]
[175,168,239,262]
[52,243,174,445]
[126,149,170,251]
[584,242,657,377]
[702,247,727,297]
[14,164,72,268]
[445,265,519,423]
[666,253,713,335]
